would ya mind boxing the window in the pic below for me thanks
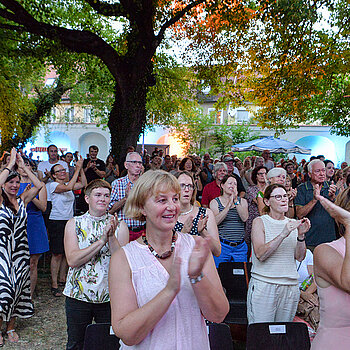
[227,106,250,123]
[236,108,249,123]
[50,107,56,122]
[65,106,75,122]
[83,107,92,123]
[45,78,56,87]
[208,108,223,124]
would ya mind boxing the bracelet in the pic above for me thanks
[4,167,11,173]
[189,272,204,284]
[297,236,305,242]
[234,201,240,205]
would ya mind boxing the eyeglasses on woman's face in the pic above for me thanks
[180,183,194,190]
[269,194,288,201]
[55,169,66,174]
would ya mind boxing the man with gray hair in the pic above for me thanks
[201,162,228,208]
[109,152,145,240]
[295,159,337,248]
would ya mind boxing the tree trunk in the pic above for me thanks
[108,66,152,167]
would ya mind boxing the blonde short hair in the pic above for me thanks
[124,170,181,221]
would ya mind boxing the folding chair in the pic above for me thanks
[207,322,234,350]
[83,323,120,350]
[246,322,311,350]
[218,262,252,324]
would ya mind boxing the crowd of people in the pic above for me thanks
[0,143,350,349]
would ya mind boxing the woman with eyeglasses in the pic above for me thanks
[0,149,43,345]
[47,157,87,297]
[248,183,311,324]
[173,171,221,256]
[209,174,249,267]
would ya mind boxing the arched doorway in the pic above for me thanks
[294,136,336,163]
[79,132,109,161]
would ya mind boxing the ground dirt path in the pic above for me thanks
[2,270,67,350]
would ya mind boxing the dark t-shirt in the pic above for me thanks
[295,181,336,246]
[83,158,106,184]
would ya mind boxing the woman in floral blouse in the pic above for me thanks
[63,179,128,350]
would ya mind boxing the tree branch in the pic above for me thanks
[84,0,127,18]
[156,0,205,42]
[0,0,122,77]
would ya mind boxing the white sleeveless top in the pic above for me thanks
[251,215,299,285]
[63,212,117,303]
[121,233,210,350]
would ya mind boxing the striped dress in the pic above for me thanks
[0,198,33,321]
[215,197,245,242]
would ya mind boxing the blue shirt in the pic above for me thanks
[295,181,336,246]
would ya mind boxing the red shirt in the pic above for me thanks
[201,180,221,207]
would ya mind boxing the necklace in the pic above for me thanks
[180,205,193,216]
[142,231,177,259]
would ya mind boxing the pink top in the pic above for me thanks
[120,233,210,350]
[311,237,350,349]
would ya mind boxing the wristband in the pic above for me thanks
[234,201,240,205]
[297,236,305,242]
[189,272,204,284]
[4,167,11,173]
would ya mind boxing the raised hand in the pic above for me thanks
[101,215,119,243]
[76,156,84,169]
[182,214,194,233]
[165,255,182,295]
[188,236,210,278]
[232,186,238,203]
[197,214,208,234]
[8,148,17,168]
[313,184,321,200]
[328,181,337,200]
[288,188,297,201]
[297,218,311,236]
[125,182,132,198]
[16,153,25,169]
[44,169,52,180]
[281,219,302,238]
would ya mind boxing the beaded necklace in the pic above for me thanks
[142,231,177,259]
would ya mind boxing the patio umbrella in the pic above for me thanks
[232,136,312,154]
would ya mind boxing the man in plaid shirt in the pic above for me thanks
[109,152,145,238]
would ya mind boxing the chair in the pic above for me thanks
[246,322,311,350]
[207,322,234,350]
[83,323,120,350]
[218,262,252,324]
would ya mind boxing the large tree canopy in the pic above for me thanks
[178,0,350,135]
[0,0,349,160]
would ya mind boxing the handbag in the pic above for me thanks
[296,274,320,330]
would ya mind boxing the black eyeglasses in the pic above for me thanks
[180,183,194,190]
[270,194,288,201]
[257,172,266,175]
[54,169,66,174]
[127,161,142,165]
